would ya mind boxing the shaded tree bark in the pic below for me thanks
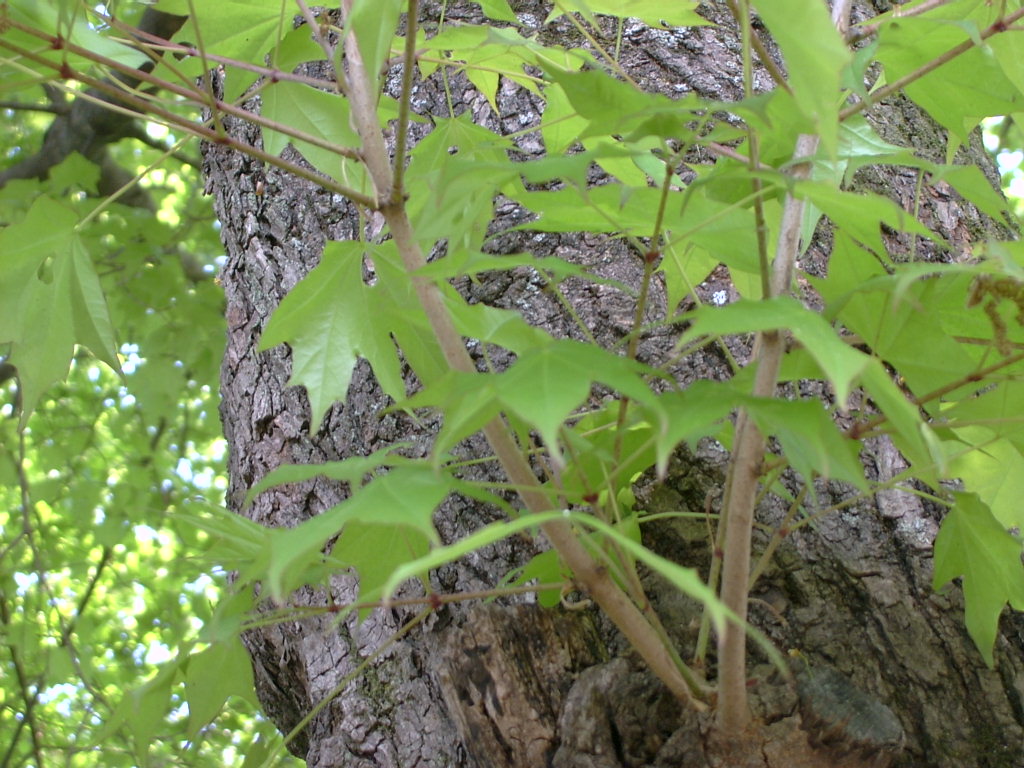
[208,3,1024,766]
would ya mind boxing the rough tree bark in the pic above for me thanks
[208,3,1024,767]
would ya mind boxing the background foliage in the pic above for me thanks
[0,4,282,763]
[3,0,1024,765]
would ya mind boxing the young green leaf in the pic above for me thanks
[744,398,867,489]
[504,548,566,607]
[796,182,935,256]
[497,340,656,462]
[184,639,257,737]
[405,115,518,249]
[0,196,120,423]
[329,520,431,617]
[649,380,735,477]
[753,0,851,156]
[475,0,518,22]
[381,512,569,599]
[262,465,448,599]
[933,493,1024,666]
[259,241,440,432]
[262,81,364,186]
[245,445,415,506]
[948,429,1024,531]
[560,407,657,503]
[859,358,944,483]
[154,0,289,100]
[877,15,1024,150]
[680,297,870,406]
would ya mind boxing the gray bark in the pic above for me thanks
[208,3,1024,766]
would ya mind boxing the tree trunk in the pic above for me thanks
[208,3,1024,766]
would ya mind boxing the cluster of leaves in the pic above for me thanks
[0,3,294,765]
[2,0,1024,763]
[206,0,1024,660]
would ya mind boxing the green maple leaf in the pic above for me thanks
[263,465,446,600]
[0,196,120,423]
[933,493,1024,666]
[329,520,430,619]
[260,241,441,432]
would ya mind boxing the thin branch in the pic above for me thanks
[849,348,1024,439]
[61,547,112,645]
[706,141,772,170]
[7,432,45,767]
[748,485,806,589]
[848,0,952,43]
[611,156,675,461]
[3,19,364,162]
[102,6,327,93]
[125,126,201,169]
[391,0,420,203]
[341,0,703,709]
[0,99,65,113]
[736,0,771,299]
[0,37,378,208]
[0,592,44,768]
[840,7,1024,121]
[78,134,191,225]
[295,0,338,67]
[244,582,572,632]
[0,713,28,768]
[133,38,339,92]
[552,0,640,90]
[716,132,819,735]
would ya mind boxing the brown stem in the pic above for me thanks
[840,8,1024,121]
[716,133,818,734]
[847,0,952,43]
[100,15,336,92]
[5,18,363,162]
[849,348,1024,438]
[342,1,700,708]
[0,37,378,208]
